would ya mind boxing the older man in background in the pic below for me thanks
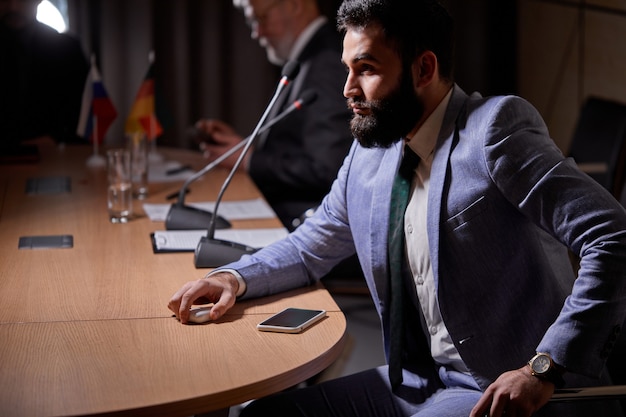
[194,0,353,231]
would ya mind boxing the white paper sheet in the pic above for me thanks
[152,228,289,251]
[148,160,195,183]
[143,198,276,222]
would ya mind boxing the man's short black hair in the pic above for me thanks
[336,0,455,82]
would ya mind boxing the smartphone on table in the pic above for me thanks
[257,308,326,334]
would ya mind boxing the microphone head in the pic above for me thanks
[299,90,318,106]
[281,61,300,81]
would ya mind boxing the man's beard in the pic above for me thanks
[348,71,423,148]
[259,33,295,66]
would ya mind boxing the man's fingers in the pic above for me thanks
[470,394,491,417]
[168,281,206,324]
[168,282,193,315]
[169,275,239,325]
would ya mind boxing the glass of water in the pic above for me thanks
[127,132,149,199]
[106,149,133,223]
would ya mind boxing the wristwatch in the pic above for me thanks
[528,352,565,388]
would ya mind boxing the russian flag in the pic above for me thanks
[76,55,118,144]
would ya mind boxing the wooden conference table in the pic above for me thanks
[0,140,347,417]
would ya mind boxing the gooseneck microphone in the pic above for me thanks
[164,88,316,230]
[194,61,301,268]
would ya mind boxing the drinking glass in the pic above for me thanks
[107,149,133,223]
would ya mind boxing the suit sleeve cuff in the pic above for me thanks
[204,268,247,297]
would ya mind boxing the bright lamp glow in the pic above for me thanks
[37,0,67,33]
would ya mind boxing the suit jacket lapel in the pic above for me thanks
[371,141,404,299]
[428,85,470,289]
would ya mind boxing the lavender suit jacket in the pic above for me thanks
[224,85,626,390]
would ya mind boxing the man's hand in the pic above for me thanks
[470,365,555,417]
[194,119,248,170]
[168,272,240,324]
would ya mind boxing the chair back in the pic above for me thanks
[568,97,626,200]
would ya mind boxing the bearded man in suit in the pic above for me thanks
[171,1,626,415]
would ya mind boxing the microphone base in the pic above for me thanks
[194,236,258,268]
[165,204,231,230]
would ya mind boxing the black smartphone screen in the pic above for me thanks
[257,308,326,333]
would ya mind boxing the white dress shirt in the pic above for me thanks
[288,16,327,61]
[405,88,469,373]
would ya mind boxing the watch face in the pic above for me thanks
[532,355,551,374]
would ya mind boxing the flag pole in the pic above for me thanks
[81,53,116,168]
[87,115,106,167]
[148,50,163,162]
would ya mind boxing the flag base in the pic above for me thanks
[86,154,106,168]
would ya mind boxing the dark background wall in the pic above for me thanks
[67,0,516,149]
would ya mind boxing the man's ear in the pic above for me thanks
[412,51,438,89]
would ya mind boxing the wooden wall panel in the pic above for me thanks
[518,1,580,151]
[518,0,626,153]
[584,11,626,103]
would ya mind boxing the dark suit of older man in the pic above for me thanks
[248,19,353,229]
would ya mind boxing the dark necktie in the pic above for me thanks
[388,144,420,389]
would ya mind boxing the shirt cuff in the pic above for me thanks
[204,269,247,297]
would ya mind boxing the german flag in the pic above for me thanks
[125,60,163,141]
